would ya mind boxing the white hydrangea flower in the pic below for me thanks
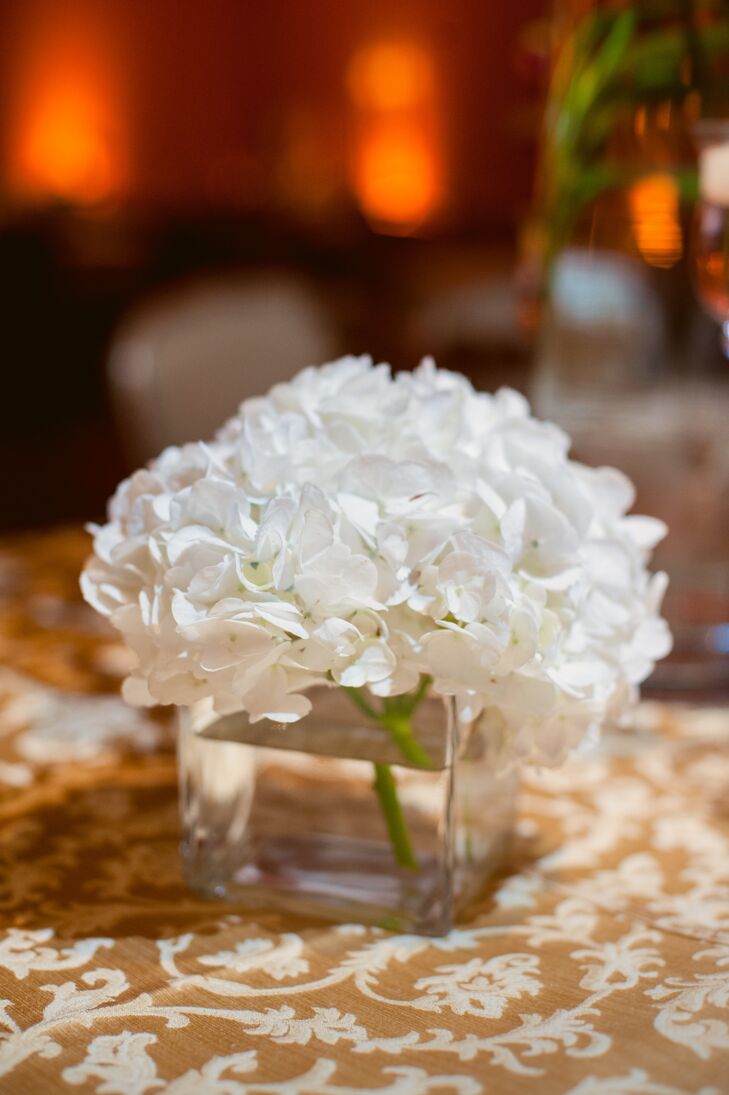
[81,355,671,766]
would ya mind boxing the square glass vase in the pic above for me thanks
[177,686,516,936]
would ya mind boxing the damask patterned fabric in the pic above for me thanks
[0,529,728,1095]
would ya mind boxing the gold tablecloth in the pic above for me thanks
[1,529,728,1095]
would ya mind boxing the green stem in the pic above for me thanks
[380,709,432,768]
[343,679,433,870]
[372,762,417,869]
[343,686,380,722]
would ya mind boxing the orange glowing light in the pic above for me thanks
[17,79,119,204]
[347,41,442,235]
[354,120,441,233]
[629,173,683,269]
[347,42,433,111]
[9,14,126,207]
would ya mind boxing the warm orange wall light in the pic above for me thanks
[348,41,434,112]
[347,42,442,235]
[9,15,126,206]
[353,119,440,231]
[17,78,120,204]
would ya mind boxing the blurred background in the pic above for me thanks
[1,0,729,687]
[0,0,544,529]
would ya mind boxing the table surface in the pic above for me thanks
[1,528,728,1095]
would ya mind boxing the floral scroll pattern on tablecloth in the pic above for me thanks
[0,529,728,1094]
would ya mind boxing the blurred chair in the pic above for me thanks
[108,273,338,466]
[407,269,529,393]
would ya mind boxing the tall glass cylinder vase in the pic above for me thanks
[177,685,516,936]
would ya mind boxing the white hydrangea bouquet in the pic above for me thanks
[82,357,671,932]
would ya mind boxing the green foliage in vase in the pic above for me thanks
[536,0,729,276]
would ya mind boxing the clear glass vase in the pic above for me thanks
[177,686,516,935]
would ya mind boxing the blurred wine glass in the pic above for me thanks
[692,120,729,358]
